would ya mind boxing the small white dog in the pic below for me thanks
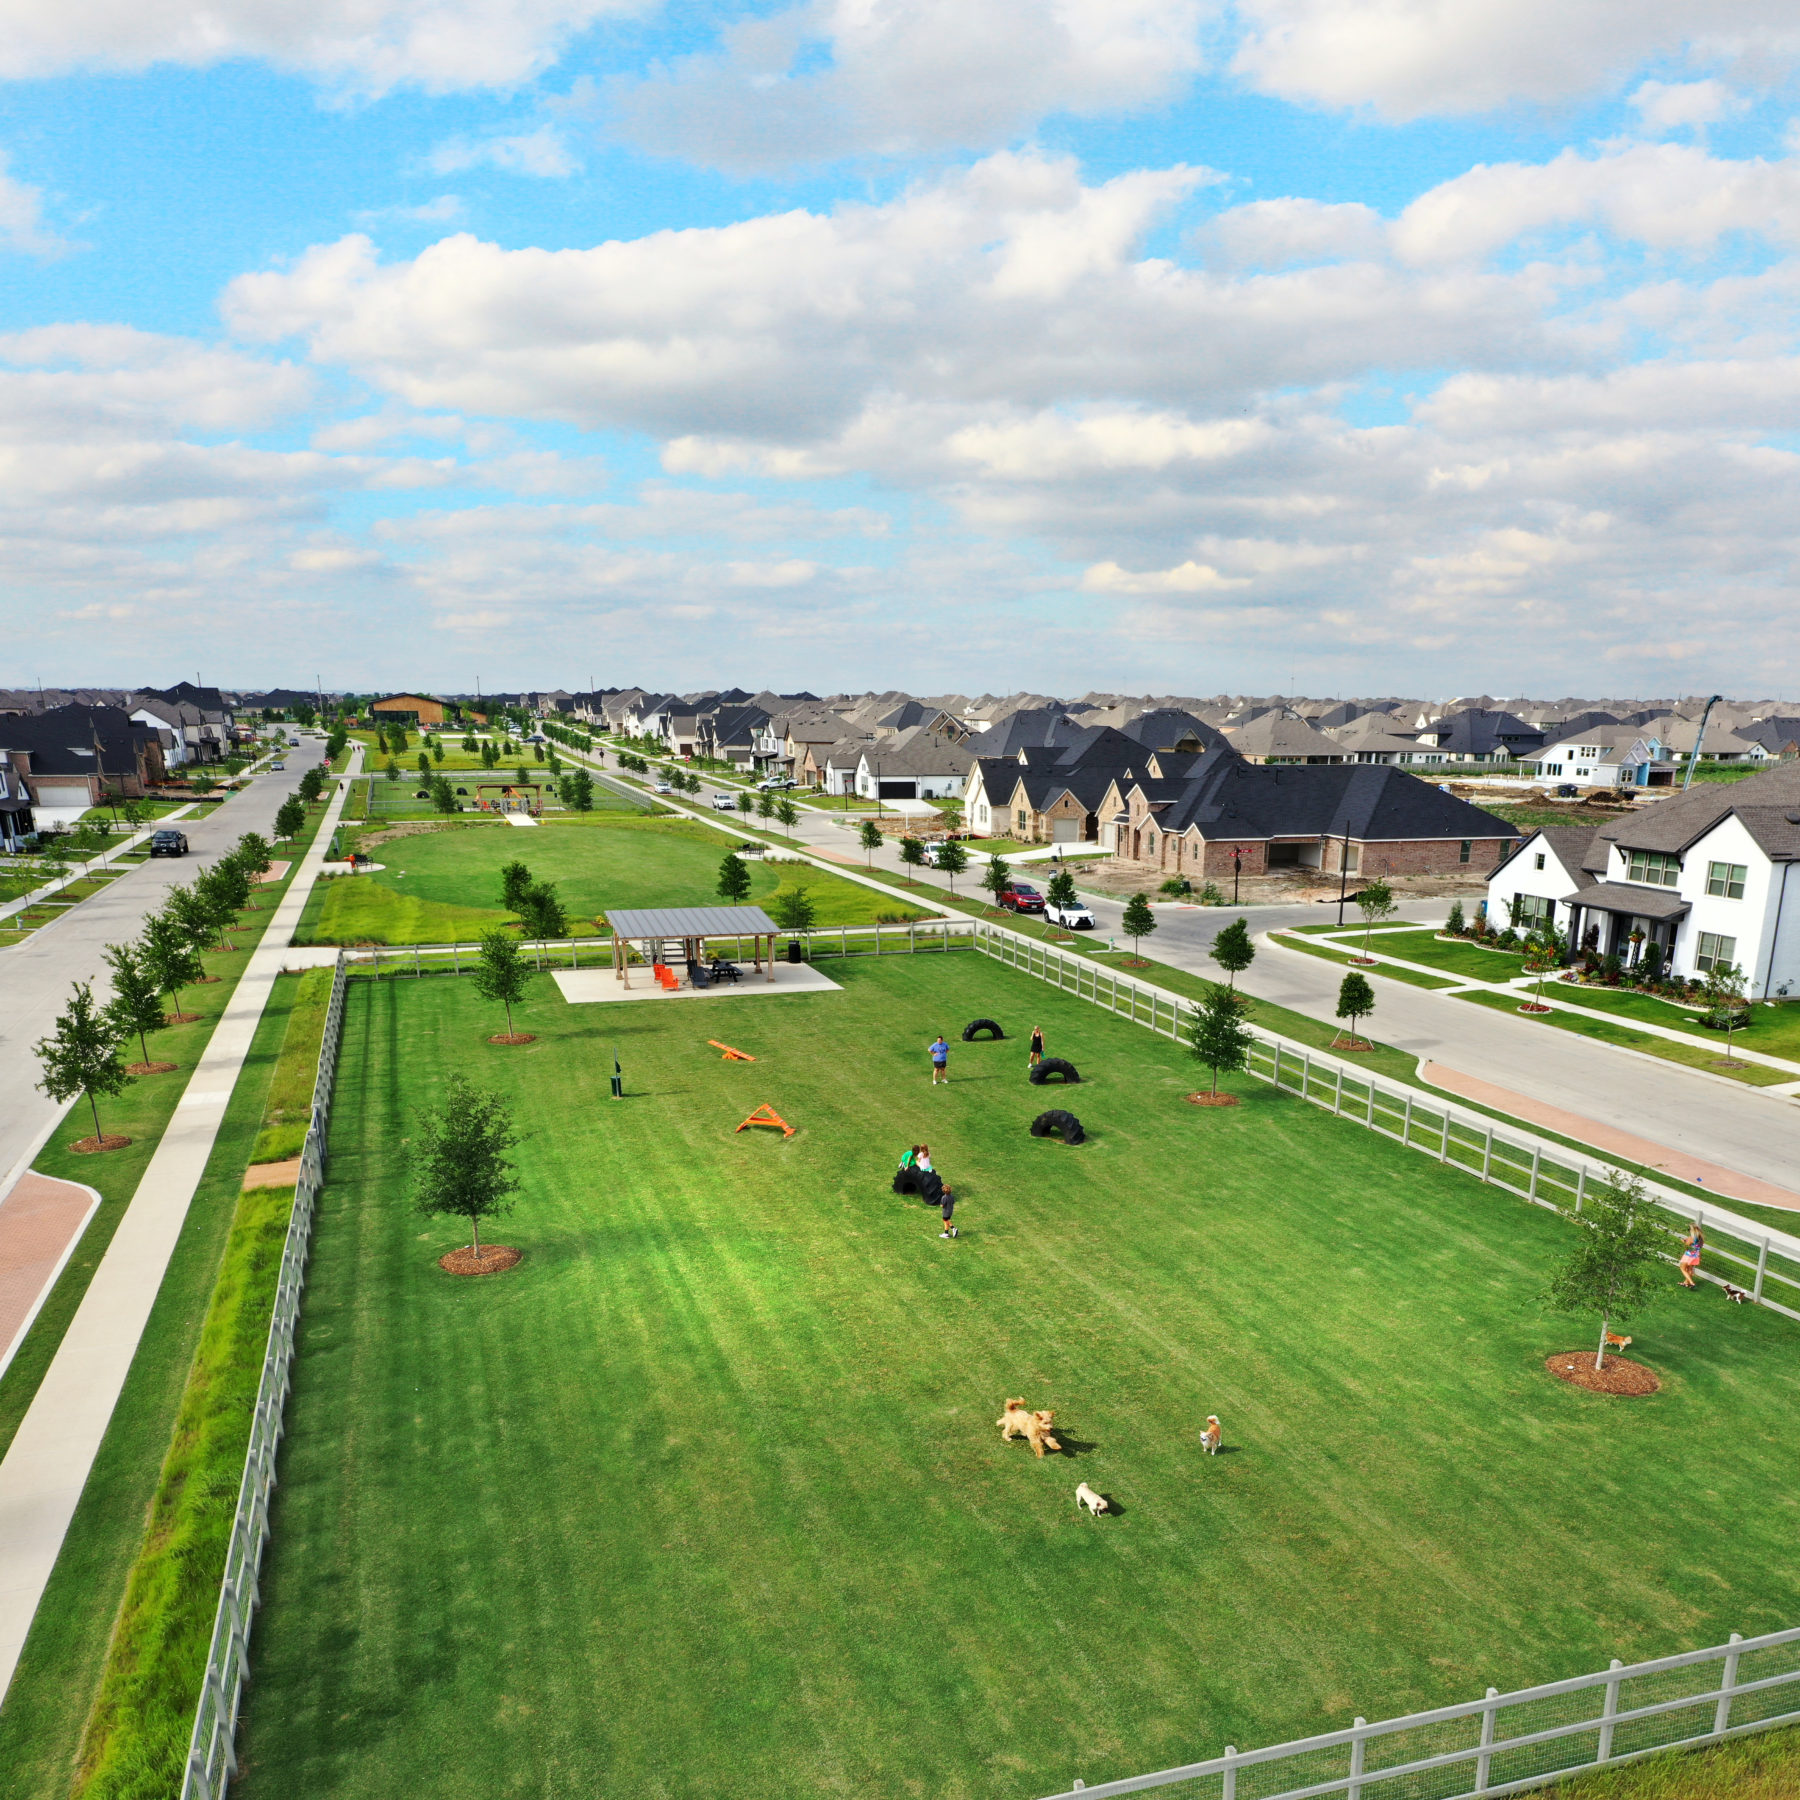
[1076,1481,1110,1516]
[1200,1415,1222,1455]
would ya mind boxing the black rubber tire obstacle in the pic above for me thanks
[962,1018,1005,1041]
[1029,1057,1080,1084]
[892,1166,946,1204]
[1030,1109,1086,1145]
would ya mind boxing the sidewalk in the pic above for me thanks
[0,749,359,1701]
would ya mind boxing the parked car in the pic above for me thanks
[149,829,188,857]
[1045,900,1095,930]
[759,775,796,790]
[710,792,739,811]
[998,881,1045,914]
[270,760,286,771]
[654,780,675,794]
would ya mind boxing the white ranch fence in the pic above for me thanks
[180,951,349,1800]
[1039,1627,1800,1800]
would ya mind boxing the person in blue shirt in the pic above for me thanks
[928,1033,950,1086]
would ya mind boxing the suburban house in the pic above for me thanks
[371,693,449,727]
[697,704,773,771]
[0,705,168,823]
[1646,716,1772,768]
[1222,712,1348,765]
[0,749,34,848]
[1103,758,1516,880]
[1526,727,1669,790]
[1409,708,1546,765]
[1486,762,1800,997]
[852,728,973,801]
[1326,714,1437,764]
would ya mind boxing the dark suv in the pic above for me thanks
[149,829,188,857]
[998,881,1045,914]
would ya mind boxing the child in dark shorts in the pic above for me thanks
[939,1187,957,1238]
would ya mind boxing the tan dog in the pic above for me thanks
[1604,1332,1632,1352]
[998,1398,1063,1457]
[1200,1415,1222,1455]
[1076,1481,1110,1516]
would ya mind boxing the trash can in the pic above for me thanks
[786,938,804,964]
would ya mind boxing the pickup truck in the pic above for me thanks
[149,829,189,857]
[998,881,1045,914]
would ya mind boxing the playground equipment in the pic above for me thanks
[962,1018,1005,1041]
[1029,1057,1080,1084]
[736,1104,795,1139]
[1030,1109,1086,1145]
[709,1040,755,1061]
[653,963,679,991]
[893,1165,946,1204]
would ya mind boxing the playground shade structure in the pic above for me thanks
[603,905,784,988]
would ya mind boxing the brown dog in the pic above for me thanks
[998,1398,1063,1456]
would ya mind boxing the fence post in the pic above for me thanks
[413,944,420,978]
[1222,1746,1238,1800]
[1598,1659,1623,1761]
[1300,1050,1312,1100]
[1348,1718,1367,1800]
[1716,1633,1743,1734]
[1401,1094,1412,1146]
[1334,1065,1343,1115]
[1474,1688,1499,1793]
[1755,1239,1769,1302]
[1439,1110,1450,1162]
[1528,1145,1541,1204]
[1575,1167,1586,1212]
[1482,1126,1493,1182]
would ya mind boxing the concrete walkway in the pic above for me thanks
[0,1177,102,1383]
[0,749,359,1704]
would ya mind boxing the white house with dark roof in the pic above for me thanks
[1524,727,1668,790]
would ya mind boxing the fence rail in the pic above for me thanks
[180,951,349,1800]
[1038,1627,1800,1800]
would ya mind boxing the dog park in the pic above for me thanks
[210,948,1800,1800]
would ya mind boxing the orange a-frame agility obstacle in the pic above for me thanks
[709,1040,756,1061]
[735,1104,794,1138]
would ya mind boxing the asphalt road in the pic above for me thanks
[0,740,327,1192]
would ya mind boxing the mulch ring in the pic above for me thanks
[439,1244,522,1276]
[1187,1092,1241,1107]
[488,1032,538,1046]
[1518,1003,1554,1014]
[70,1134,133,1154]
[126,1061,179,1075]
[1348,956,1380,966]
[164,1012,200,1025]
[1545,1353,1660,1396]
[1331,1038,1377,1053]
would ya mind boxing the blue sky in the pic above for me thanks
[4,0,1800,699]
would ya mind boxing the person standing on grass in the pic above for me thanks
[1028,1024,1045,1069]
[1679,1222,1705,1288]
[939,1186,958,1238]
[929,1033,950,1085]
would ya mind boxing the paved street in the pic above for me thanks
[0,741,328,1195]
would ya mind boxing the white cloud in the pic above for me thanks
[1080,559,1249,592]
[1231,0,1800,119]
[0,0,649,95]
[428,126,577,178]
[1630,78,1746,133]
[0,151,69,256]
[612,0,1209,169]
[1198,197,1386,268]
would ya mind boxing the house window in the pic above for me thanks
[1459,840,1472,863]
[1017,810,1029,834]
[1146,831,1156,855]
[1696,931,1737,974]
[1533,852,1545,870]
[1578,744,1600,758]
[1706,861,1748,899]
[1516,894,1552,924]
[1626,849,1680,888]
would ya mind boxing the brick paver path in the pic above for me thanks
[0,1176,101,1379]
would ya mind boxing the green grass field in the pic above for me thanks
[1357,928,1533,980]
[1272,934,1464,989]
[294,815,933,944]
[231,955,1800,1800]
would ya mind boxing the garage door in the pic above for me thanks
[1051,819,1080,843]
[878,780,917,799]
[31,781,91,810]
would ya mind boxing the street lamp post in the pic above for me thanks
[1336,833,1353,927]
[1231,844,1243,905]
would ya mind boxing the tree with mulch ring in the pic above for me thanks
[1354,875,1396,962]
[1541,1167,1663,1377]
[1120,892,1158,966]
[1544,1352,1660,1396]
[1186,979,1250,1105]
[104,940,178,1074]
[415,1072,522,1273]
[1518,1001,1553,1014]
[471,926,536,1044]
[35,979,134,1153]
[140,907,207,1023]
[1333,968,1376,1051]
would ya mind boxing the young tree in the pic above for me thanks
[384,757,401,783]
[233,832,273,906]
[775,797,800,839]
[104,941,173,1070]
[938,800,964,834]
[517,882,567,942]
[34,981,131,1149]
[756,791,775,821]
[935,837,969,893]
[737,791,755,818]
[500,861,535,912]
[1188,980,1253,1095]
[274,795,306,840]
[1120,892,1158,962]
[120,796,148,830]
[717,852,753,905]
[1335,968,1376,1047]
[141,908,207,1021]
[481,740,500,770]
[1542,1170,1665,1370]
[1045,868,1078,911]
[897,836,926,882]
[771,885,817,936]
[194,865,247,949]
[1705,958,1749,1062]
[299,766,326,805]
[470,927,533,1039]
[191,773,218,795]
[36,833,72,888]
[858,819,884,866]
[71,821,110,874]
[164,883,219,962]
[981,853,1012,913]
[1446,899,1466,936]
[430,775,457,815]
[567,769,594,812]
[1355,876,1395,959]
[535,742,546,762]
[417,751,432,778]
[1210,916,1256,990]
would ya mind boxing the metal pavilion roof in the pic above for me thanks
[603,905,782,938]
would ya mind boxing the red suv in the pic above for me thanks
[999,881,1045,914]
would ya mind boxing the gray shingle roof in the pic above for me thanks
[604,906,782,938]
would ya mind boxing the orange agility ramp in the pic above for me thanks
[735,1104,794,1138]
[709,1040,756,1061]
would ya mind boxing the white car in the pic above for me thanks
[711,792,740,811]
[1045,900,1095,930]
[654,780,675,794]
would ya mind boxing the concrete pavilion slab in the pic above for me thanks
[553,962,843,1005]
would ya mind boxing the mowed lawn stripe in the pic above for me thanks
[232,958,1800,1800]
